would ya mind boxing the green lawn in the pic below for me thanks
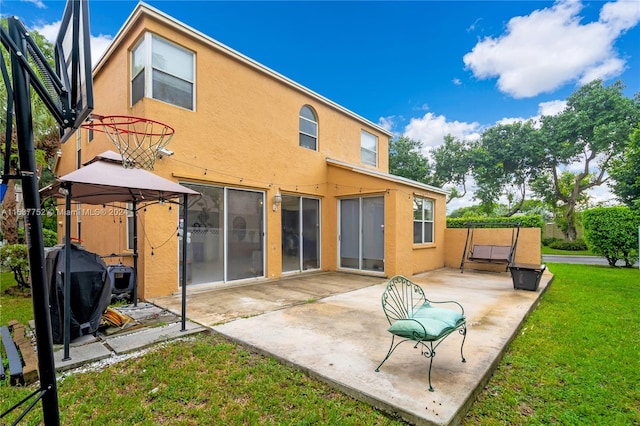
[464,264,640,424]
[0,271,33,325]
[2,264,638,424]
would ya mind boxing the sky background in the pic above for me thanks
[2,0,640,211]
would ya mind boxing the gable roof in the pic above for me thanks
[93,2,392,138]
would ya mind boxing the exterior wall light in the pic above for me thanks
[273,191,282,211]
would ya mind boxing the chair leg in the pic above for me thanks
[460,325,467,363]
[375,335,397,372]
[425,341,435,392]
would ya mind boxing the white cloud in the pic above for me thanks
[587,184,619,206]
[25,0,46,9]
[30,21,113,66]
[463,0,640,98]
[600,0,640,33]
[32,20,60,42]
[403,112,481,149]
[90,34,113,65]
[377,116,396,133]
[578,57,626,84]
[538,100,567,116]
[402,98,568,151]
[496,116,529,125]
[496,99,567,127]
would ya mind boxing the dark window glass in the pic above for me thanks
[152,69,193,110]
[132,71,145,105]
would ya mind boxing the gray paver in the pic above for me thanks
[104,321,205,354]
[54,342,112,371]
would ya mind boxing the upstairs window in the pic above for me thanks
[299,105,318,150]
[361,130,378,166]
[413,197,434,244]
[131,33,195,110]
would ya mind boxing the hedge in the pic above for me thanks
[446,215,544,229]
[582,206,640,267]
[548,238,588,251]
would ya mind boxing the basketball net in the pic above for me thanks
[82,115,175,170]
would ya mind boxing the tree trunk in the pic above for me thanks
[1,173,19,244]
[565,203,577,241]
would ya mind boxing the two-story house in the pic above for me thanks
[56,2,449,299]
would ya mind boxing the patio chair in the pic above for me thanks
[375,275,467,391]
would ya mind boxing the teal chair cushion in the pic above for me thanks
[388,318,453,341]
[412,304,464,327]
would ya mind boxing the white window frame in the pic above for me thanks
[130,33,196,110]
[299,105,318,150]
[413,197,434,244]
[361,130,378,166]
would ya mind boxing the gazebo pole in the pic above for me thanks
[181,194,188,331]
[132,199,138,307]
[63,184,72,360]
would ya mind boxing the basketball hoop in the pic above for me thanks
[81,114,175,170]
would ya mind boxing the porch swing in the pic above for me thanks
[460,222,521,273]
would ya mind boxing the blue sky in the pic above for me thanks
[2,0,640,209]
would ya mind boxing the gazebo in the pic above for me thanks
[41,151,200,359]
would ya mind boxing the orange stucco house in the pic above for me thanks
[55,3,466,299]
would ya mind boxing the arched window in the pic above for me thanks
[299,105,318,150]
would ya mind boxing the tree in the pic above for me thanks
[583,206,639,267]
[388,136,430,183]
[531,171,591,239]
[428,135,475,201]
[0,244,30,289]
[448,205,486,218]
[535,80,639,240]
[1,18,58,243]
[609,126,640,211]
[472,121,543,216]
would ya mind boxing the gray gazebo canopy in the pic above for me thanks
[44,150,198,204]
[42,151,199,359]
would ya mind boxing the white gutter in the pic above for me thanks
[326,158,449,196]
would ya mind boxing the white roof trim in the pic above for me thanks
[326,158,449,196]
[94,1,392,137]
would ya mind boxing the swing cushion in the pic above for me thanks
[470,245,512,262]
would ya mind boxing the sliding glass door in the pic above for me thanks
[282,195,320,273]
[179,184,264,285]
[339,196,384,272]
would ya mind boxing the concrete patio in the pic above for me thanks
[150,267,553,425]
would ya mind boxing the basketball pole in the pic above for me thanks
[9,19,61,426]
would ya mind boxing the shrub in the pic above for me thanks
[16,227,58,246]
[583,206,640,267]
[0,244,30,289]
[447,214,544,229]
[542,237,560,247]
[548,238,588,251]
[43,228,58,247]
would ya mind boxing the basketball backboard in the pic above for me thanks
[57,0,94,144]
